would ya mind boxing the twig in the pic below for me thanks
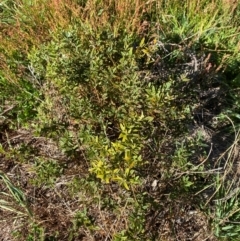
[0,105,16,116]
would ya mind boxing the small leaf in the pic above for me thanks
[123,181,129,190]
[139,37,145,47]
[120,123,125,131]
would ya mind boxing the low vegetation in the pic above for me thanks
[0,0,240,240]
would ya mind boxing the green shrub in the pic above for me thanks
[1,0,240,240]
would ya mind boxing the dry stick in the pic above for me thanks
[194,182,215,197]
[174,168,223,181]
[173,143,215,181]
[0,105,16,116]
[213,184,240,202]
[205,142,238,206]
[218,207,240,226]
[213,131,240,203]
[204,116,240,206]
[196,142,213,168]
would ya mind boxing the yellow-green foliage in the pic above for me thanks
[89,114,152,189]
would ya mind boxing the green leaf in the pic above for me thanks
[139,37,145,48]
[123,181,129,190]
